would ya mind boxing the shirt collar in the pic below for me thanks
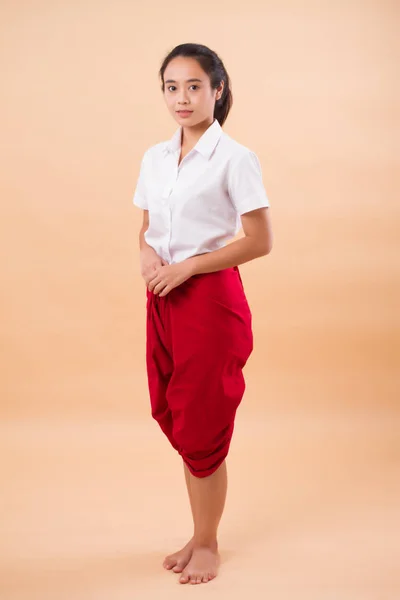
[162,118,222,160]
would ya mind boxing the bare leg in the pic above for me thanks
[184,461,195,517]
[179,460,227,585]
[163,462,195,571]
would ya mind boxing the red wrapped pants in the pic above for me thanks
[145,266,253,478]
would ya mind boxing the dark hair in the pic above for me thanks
[159,43,233,127]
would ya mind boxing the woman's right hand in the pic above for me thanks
[140,246,168,288]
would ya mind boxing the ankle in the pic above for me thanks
[193,537,218,551]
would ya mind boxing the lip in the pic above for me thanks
[176,110,193,115]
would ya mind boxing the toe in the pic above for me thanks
[172,562,184,573]
[202,574,209,583]
[179,573,189,584]
[197,576,202,584]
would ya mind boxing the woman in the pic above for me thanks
[132,43,273,585]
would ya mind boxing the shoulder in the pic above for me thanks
[135,141,168,173]
[140,140,169,162]
[218,131,260,167]
[220,133,270,212]
[217,133,263,185]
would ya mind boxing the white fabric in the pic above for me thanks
[132,118,270,264]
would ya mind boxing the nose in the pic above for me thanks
[177,91,189,104]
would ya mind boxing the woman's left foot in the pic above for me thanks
[163,537,194,572]
[178,544,220,584]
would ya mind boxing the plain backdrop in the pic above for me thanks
[0,1,398,599]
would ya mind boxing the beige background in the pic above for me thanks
[1,1,399,598]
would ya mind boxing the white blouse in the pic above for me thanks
[132,118,270,265]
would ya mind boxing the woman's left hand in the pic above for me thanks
[147,260,196,296]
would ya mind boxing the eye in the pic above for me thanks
[166,85,199,92]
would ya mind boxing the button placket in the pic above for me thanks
[160,160,180,262]
[162,167,179,262]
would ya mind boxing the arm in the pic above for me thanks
[133,151,153,253]
[139,209,152,251]
[139,210,168,286]
[187,207,273,275]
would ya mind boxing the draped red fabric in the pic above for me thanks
[145,266,253,478]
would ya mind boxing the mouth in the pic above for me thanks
[176,110,193,114]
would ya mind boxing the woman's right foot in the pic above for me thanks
[163,537,195,573]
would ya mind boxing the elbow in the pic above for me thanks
[258,236,273,256]
[247,232,273,257]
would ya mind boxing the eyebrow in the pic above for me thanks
[164,78,203,84]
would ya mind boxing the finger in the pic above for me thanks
[148,278,159,292]
[148,270,160,282]
[159,285,171,297]
[153,281,167,295]
[145,274,156,285]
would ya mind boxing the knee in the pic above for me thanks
[174,423,234,478]
[183,453,226,478]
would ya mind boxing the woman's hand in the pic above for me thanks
[147,260,196,297]
[140,246,168,287]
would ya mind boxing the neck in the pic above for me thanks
[181,116,214,147]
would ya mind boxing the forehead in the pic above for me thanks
[164,56,208,82]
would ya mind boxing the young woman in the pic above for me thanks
[132,43,273,585]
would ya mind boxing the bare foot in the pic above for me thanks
[179,543,220,584]
[163,537,195,573]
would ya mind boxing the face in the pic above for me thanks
[163,56,224,127]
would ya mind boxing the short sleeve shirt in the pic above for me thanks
[132,118,270,264]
